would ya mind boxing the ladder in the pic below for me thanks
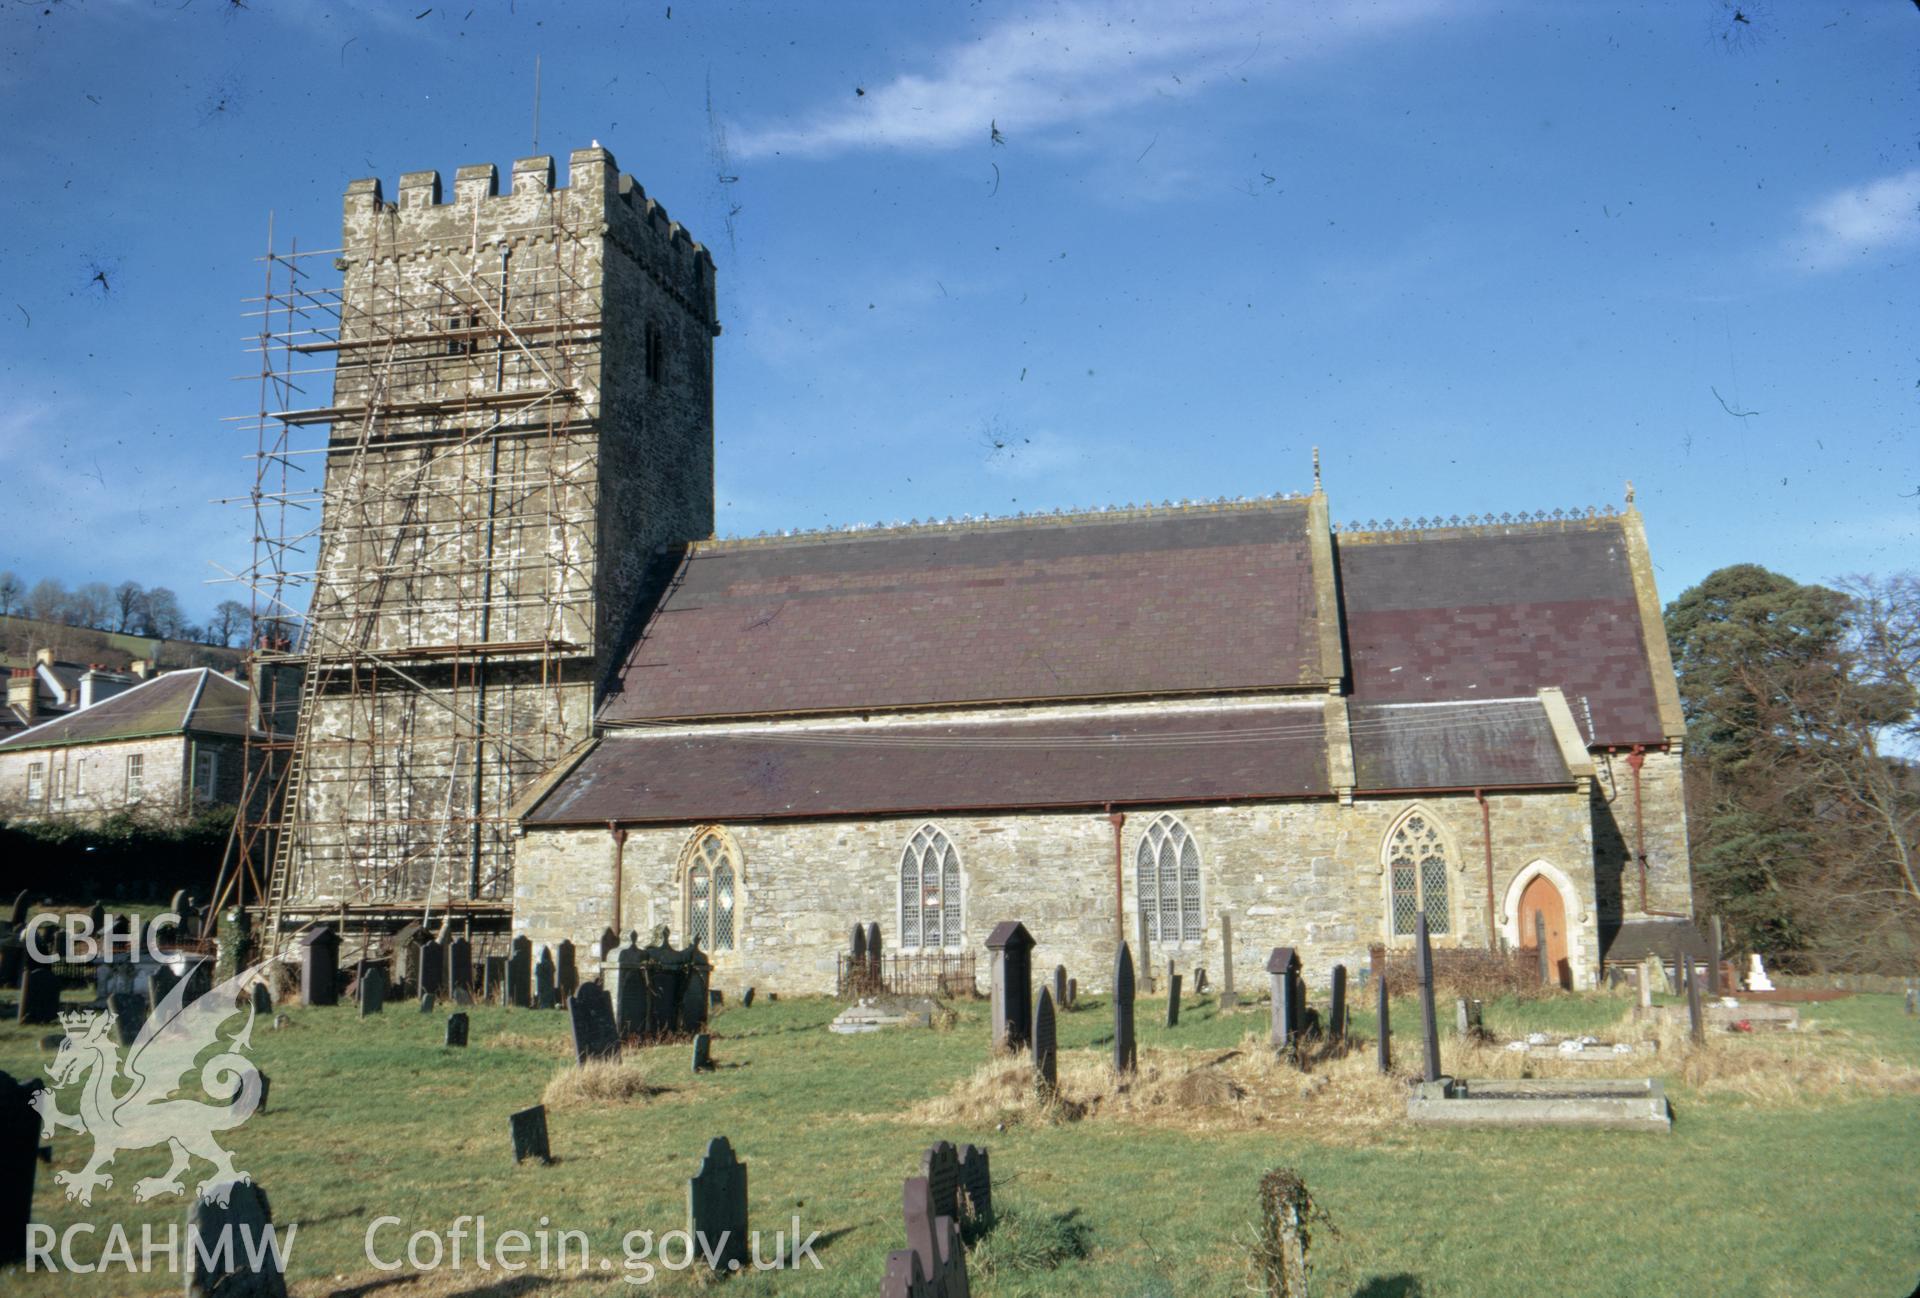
[262,656,326,957]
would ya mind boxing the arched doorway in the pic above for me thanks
[1517,874,1571,989]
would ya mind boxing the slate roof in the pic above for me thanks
[528,704,1332,825]
[0,669,256,752]
[1349,699,1571,791]
[600,499,1324,723]
[1335,520,1667,747]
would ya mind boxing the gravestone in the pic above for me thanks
[1638,967,1655,1009]
[985,921,1036,1053]
[417,938,443,1000]
[692,1033,714,1073]
[447,935,472,995]
[958,1144,993,1222]
[1454,997,1485,1041]
[250,982,272,1017]
[608,937,649,1038]
[358,966,387,1017]
[181,960,213,1004]
[741,987,756,1010]
[1905,984,1916,1017]
[1,1071,45,1265]
[507,936,533,1009]
[1195,967,1208,994]
[1709,916,1725,997]
[1414,914,1441,1083]
[1067,977,1077,1009]
[17,964,59,1025]
[389,922,424,990]
[851,923,868,990]
[556,939,578,998]
[568,983,621,1064]
[482,956,508,1004]
[534,945,558,1010]
[187,1179,288,1298]
[1685,961,1705,1045]
[922,1141,961,1222]
[1748,953,1775,992]
[108,992,146,1047]
[678,961,711,1033]
[865,922,882,970]
[1267,948,1302,1053]
[900,1175,969,1298]
[418,993,434,1014]
[299,925,340,1007]
[1376,973,1391,1074]
[1219,913,1238,1010]
[1053,964,1067,1010]
[510,1105,551,1164]
[1033,986,1058,1097]
[1165,972,1182,1028]
[445,1012,469,1048]
[1136,905,1154,995]
[687,1136,749,1274]
[593,926,621,962]
[1329,965,1348,1042]
[710,989,724,1008]
[1113,941,1138,1075]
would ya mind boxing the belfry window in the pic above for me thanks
[1388,812,1451,936]
[900,825,963,950]
[1136,814,1204,944]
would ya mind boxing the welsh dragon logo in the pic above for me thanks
[31,960,272,1207]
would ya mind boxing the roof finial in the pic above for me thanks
[1312,445,1322,492]
[1624,479,1636,509]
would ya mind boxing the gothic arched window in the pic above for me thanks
[1387,811,1451,937]
[683,828,740,952]
[1136,813,1203,944]
[900,825,963,951]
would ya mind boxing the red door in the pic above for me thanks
[1518,875,1571,989]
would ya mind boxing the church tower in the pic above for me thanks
[263,146,716,934]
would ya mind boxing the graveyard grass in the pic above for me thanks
[4,986,1919,1296]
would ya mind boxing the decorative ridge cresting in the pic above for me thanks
[690,491,1311,551]
[1332,505,1623,539]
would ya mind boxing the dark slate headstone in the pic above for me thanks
[1114,941,1138,1075]
[1267,948,1302,1052]
[609,938,649,1038]
[881,1247,932,1298]
[250,982,272,1017]
[187,1179,288,1298]
[958,1144,993,1223]
[1376,973,1392,1074]
[556,939,578,998]
[389,922,423,988]
[1329,965,1348,1042]
[358,966,387,1017]
[510,1105,551,1164]
[1708,915,1725,997]
[687,1136,749,1274]
[446,935,472,994]
[299,925,340,1007]
[151,963,180,1014]
[692,1033,714,1073]
[568,984,620,1065]
[1218,912,1238,1011]
[710,989,724,1008]
[1033,986,1058,1096]
[851,923,867,964]
[534,945,559,1010]
[507,936,533,1009]
[985,921,1036,1053]
[902,1175,969,1297]
[1053,964,1067,1009]
[1686,960,1705,1044]
[418,993,434,1014]
[482,956,507,1004]
[1067,977,1077,1009]
[921,1141,962,1225]
[864,921,882,966]
[741,986,755,1010]
[678,961,711,1034]
[1194,967,1208,994]
[1415,914,1441,1083]
[17,964,59,1025]
[108,992,146,1047]
[417,938,444,999]
[181,959,213,1004]
[445,1012,469,1047]
[1166,973,1182,1028]
[0,1070,44,1266]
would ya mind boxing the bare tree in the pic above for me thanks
[208,599,250,648]
[140,586,186,639]
[0,571,20,616]
[25,578,70,624]
[113,581,145,632]
[70,582,114,630]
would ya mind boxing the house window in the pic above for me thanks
[51,767,65,805]
[1136,813,1204,944]
[1388,812,1451,936]
[26,762,43,804]
[900,825,963,951]
[125,753,144,800]
[682,828,739,952]
[194,750,219,801]
[73,759,85,797]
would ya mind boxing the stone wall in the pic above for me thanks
[1590,746,1693,920]
[514,784,1599,996]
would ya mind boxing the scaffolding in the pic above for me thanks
[212,203,608,955]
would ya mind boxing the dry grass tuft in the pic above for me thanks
[541,1057,665,1108]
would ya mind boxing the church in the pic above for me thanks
[259,144,1694,996]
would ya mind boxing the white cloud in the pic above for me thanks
[1794,169,1920,269]
[731,0,1450,160]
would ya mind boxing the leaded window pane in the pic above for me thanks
[1136,815,1203,945]
[1135,834,1159,937]
[1420,855,1449,935]
[714,863,736,950]
[1391,863,1419,935]
[1180,837,1203,941]
[901,852,922,948]
[901,827,961,950]
[1388,814,1449,937]
[688,862,711,949]
[941,844,962,948]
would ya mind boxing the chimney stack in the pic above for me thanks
[8,669,37,722]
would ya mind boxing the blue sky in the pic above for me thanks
[1,0,1914,626]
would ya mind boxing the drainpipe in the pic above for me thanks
[1107,806,1126,949]
[1626,747,1688,918]
[1475,789,1497,947]
[608,823,627,936]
